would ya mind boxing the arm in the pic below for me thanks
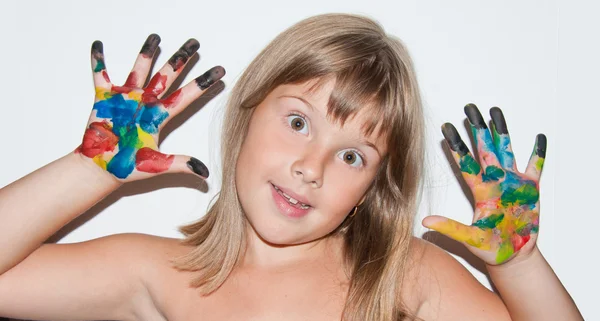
[0,152,120,275]
[0,34,224,320]
[421,104,582,320]
[487,245,582,321]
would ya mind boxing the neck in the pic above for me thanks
[240,225,345,270]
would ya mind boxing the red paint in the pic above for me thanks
[123,71,138,88]
[79,121,119,158]
[135,147,174,173]
[511,233,531,252]
[102,70,111,83]
[145,73,168,96]
[111,85,134,94]
[160,88,182,109]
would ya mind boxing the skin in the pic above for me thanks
[77,35,225,180]
[423,104,547,265]
[0,35,581,321]
[235,78,386,264]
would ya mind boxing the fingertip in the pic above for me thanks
[183,38,200,54]
[140,34,161,57]
[91,40,104,54]
[489,106,509,134]
[195,66,226,90]
[536,134,547,158]
[464,103,487,129]
[186,157,209,178]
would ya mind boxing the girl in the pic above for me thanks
[0,13,582,321]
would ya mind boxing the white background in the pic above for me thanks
[0,0,596,319]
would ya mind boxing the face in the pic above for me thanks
[235,78,387,246]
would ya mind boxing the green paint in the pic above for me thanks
[459,154,481,175]
[473,213,504,229]
[94,60,106,72]
[492,126,501,150]
[119,126,143,149]
[482,165,505,182]
[501,184,539,206]
[496,240,514,263]
[535,157,544,171]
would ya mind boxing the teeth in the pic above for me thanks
[274,184,309,207]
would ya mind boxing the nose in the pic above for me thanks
[291,143,326,188]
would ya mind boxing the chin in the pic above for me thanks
[245,212,312,246]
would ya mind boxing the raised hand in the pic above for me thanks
[423,104,546,265]
[75,34,225,182]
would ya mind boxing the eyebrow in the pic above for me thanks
[278,94,382,157]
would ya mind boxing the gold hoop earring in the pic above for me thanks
[349,206,358,218]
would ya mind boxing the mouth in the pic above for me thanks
[271,183,312,209]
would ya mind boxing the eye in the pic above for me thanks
[286,113,308,135]
[338,149,365,168]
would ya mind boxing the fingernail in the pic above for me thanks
[168,38,200,72]
[490,107,508,134]
[535,134,547,158]
[91,40,104,55]
[441,123,469,156]
[195,66,226,90]
[140,34,161,58]
[91,41,106,72]
[464,103,487,129]
[187,157,209,178]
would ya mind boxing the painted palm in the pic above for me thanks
[424,104,546,265]
[75,35,224,181]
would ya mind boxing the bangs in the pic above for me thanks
[303,60,400,144]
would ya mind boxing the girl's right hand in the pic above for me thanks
[75,34,225,183]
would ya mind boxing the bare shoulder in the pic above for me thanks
[401,236,511,320]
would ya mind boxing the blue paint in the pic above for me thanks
[93,93,171,178]
[107,146,137,178]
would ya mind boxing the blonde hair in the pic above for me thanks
[172,13,425,320]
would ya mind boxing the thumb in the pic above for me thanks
[135,147,209,179]
[422,215,493,250]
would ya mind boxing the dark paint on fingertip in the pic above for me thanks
[490,107,509,135]
[464,103,487,129]
[91,41,106,72]
[140,34,161,58]
[168,38,200,72]
[91,40,104,54]
[441,123,470,156]
[195,66,226,90]
[536,134,547,158]
[187,157,209,178]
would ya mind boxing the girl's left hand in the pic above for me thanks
[422,104,546,265]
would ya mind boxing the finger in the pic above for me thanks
[422,215,494,250]
[490,107,517,171]
[159,66,226,125]
[144,38,200,101]
[121,34,161,89]
[441,123,482,189]
[464,104,503,169]
[135,147,209,178]
[525,134,547,180]
[91,41,112,90]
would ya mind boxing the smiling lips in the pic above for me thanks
[270,183,313,219]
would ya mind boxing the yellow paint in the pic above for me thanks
[95,87,111,100]
[93,154,107,170]
[535,157,544,171]
[137,125,157,149]
[429,219,493,250]
[128,91,143,102]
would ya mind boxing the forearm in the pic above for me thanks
[487,245,582,321]
[0,152,120,275]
